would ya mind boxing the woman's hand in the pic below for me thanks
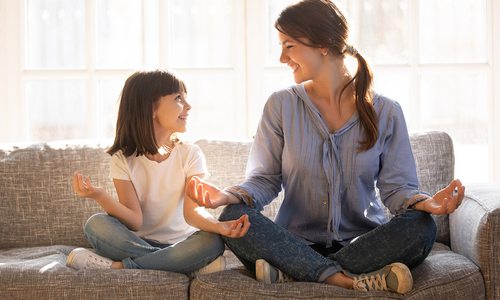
[186,176,231,209]
[72,171,105,199]
[414,179,465,215]
[215,214,251,238]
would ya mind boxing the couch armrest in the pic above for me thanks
[449,184,500,300]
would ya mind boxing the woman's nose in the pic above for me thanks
[279,49,288,64]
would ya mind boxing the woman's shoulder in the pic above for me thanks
[265,84,303,110]
[372,93,404,116]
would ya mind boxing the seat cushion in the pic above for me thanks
[0,245,189,300]
[190,243,484,300]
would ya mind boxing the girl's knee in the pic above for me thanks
[84,213,116,239]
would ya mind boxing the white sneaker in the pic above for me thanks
[66,248,113,270]
[192,256,226,276]
[255,259,294,284]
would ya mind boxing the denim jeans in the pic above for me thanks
[84,213,225,274]
[219,204,436,282]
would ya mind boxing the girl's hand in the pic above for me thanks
[215,214,251,238]
[415,179,465,215]
[72,171,105,199]
[187,176,230,209]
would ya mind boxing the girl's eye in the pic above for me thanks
[286,45,294,49]
[175,96,182,102]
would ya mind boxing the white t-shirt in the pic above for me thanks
[109,143,208,244]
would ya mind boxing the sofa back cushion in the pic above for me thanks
[409,131,455,244]
[0,131,454,249]
[0,142,112,249]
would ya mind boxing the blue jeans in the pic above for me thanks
[219,204,436,282]
[84,213,225,274]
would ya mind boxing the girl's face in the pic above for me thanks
[153,91,191,137]
[278,31,325,83]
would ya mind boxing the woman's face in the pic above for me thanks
[153,91,191,137]
[278,31,325,83]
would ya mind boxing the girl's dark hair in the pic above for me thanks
[107,70,186,157]
[275,0,378,150]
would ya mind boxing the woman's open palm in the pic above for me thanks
[424,179,465,215]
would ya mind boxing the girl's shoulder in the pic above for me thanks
[173,141,204,158]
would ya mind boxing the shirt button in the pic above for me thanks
[323,200,327,205]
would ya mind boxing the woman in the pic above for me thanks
[187,0,464,294]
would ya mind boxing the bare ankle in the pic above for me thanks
[110,261,123,269]
[325,272,353,289]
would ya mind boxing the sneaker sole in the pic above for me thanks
[255,259,272,284]
[389,263,413,294]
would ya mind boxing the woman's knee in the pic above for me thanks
[219,203,252,222]
[408,210,437,239]
[402,210,437,257]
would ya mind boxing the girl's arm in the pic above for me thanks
[72,171,143,231]
[183,175,250,238]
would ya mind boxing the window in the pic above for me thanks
[0,0,499,184]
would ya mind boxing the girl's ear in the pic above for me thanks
[320,47,329,56]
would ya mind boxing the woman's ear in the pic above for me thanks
[320,47,329,56]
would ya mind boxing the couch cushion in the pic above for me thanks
[0,142,113,249]
[191,243,484,300]
[0,245,189,299]
[409,131,455,245]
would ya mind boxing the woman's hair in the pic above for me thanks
[107,69,186,157]
[275,0,378,150]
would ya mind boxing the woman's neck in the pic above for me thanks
[305,60,353,105]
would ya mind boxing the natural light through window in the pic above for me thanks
[0,0,498,184]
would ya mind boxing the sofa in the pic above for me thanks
[0,131,498,299]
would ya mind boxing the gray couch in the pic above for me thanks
[1,131,498,299]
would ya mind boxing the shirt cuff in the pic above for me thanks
[224,186,254,208]
[405,193,431,210]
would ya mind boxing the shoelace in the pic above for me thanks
[276,269,294,283]
[354,274,387,291]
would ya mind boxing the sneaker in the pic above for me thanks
[351,262,413,294]
[66,248,113,270]
[192,256,226,276]
[255,259,293,284]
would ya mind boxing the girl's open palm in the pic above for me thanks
[187,176,228,209]
[72,171,105,199]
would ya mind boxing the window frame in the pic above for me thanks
[0,0,499,183]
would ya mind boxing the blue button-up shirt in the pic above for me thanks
[239,84,422,246]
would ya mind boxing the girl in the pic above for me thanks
[187,0,464,294]
[67,70,250,275]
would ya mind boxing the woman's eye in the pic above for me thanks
[286,45,294,49]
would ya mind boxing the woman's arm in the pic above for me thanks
[72,171,143,231]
